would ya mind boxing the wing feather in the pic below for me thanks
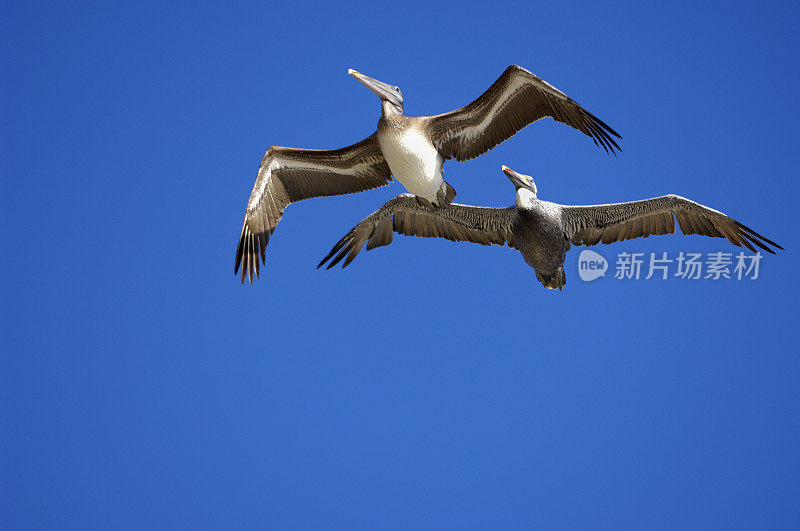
[427,65,621,162]
[235,134,392,283]
[561,195,783,253]
[318,195,516,270]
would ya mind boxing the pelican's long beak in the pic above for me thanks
[348,68,398,103]
[502,165,528,189]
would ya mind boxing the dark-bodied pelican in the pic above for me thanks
[235,66,621,283]
[318,166,782,290]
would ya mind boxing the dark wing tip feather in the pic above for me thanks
[234,220,270,285]
[582,119,611,154]
[738,231,775,254]
[318,225,363,270]
[325,241,353,270]
[579,106,621,155]
[733,220,784,252]
[583,107,622,139]
[317,234,349,269]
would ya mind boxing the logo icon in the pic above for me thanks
[577,249,608,282]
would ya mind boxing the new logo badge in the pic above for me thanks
[577,249,608,282]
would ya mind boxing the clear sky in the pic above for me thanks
[3,1,799,529]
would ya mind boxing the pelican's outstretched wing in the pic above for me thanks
[318,194,516,269]
[427,65,621,162]
[235,134,392,283]
[560,195,783,253]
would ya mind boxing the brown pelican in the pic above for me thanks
[318,166,782,290]
[235,66,621,283]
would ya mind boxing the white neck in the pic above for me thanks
[515,188,537,209]
[382,101,403,116]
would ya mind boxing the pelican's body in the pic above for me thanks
[512,191,570,286]
[319,167,783,290]
[234,66,622,283]
[376,113,446,203]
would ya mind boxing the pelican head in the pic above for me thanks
[503,165,538,208]
[348,69,404,114]
[502,165,537,194]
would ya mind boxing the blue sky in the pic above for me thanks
[3,1,799,528]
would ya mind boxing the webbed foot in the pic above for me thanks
[416,195,434,209]
[435,186,452,208]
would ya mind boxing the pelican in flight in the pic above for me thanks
[235,66,621,283]
[318,166,782,290]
